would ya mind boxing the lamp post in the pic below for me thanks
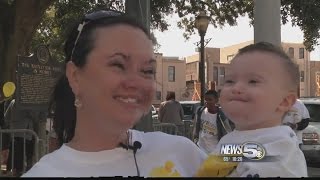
[195,11,209,106]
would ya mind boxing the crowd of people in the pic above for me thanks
[0,8,311,178]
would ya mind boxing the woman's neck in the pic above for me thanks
[67,115,129,152]
[67,129,128,152]
[67,109,135,151]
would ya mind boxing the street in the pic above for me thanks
[308,166,320,177]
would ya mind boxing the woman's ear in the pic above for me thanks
[277,92,297,113]
[66,61,80,96]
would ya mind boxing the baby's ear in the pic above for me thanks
[277,92,297,112]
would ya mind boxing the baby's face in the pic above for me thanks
[220,51,295,130]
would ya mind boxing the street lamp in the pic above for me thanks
[195,11,210,106]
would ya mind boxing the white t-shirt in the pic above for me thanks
[22,130,207,177]
[197,108,219,154]
[208,126,308,177]
[283,99,310,144]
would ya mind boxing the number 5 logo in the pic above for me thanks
[242,142,265,160]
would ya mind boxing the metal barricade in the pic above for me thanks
[0,129,42,176]
[183,120,194,140]
[153,123,179,135]
[152,121,194,139]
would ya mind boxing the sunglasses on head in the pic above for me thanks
[70,10,123,62]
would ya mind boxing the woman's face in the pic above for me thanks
[68,24,155,131]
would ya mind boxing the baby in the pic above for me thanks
[196,42,308,177]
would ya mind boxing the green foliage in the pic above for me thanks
[172,0,254,40]
[281,0,320,51]
[31,0,320,61]
[31,0,125,62]
[154,0,320,51]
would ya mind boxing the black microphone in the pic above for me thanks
[118,141,142,176]
[119,141,142,152]
[133,141,142,153]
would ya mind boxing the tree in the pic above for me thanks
[34,0,320,64]
[2,0,320,83]
[0,0,55,83]
[156,0,320,52]
[280,0,320,52]
[32,0,161,62]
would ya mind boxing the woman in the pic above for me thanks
[22,9,206,177]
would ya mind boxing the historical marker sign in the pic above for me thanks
[16,45,63,110]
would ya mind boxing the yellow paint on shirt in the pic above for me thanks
[149,160,181,177]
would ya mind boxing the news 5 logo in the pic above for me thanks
[220,142,266,160]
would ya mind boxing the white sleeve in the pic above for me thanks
[229,136,308,177]
[178,137,208,177]
[301,103,310,119]
[296,100,310,119]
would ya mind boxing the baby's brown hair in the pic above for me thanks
[234,42,300,91]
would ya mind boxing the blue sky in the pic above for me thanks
[153,14,320,60]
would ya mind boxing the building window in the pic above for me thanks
[300,71,304,82]
[288,47,294,58]
[299,48,304,59]
[227,54,234,62]
[156,91,161,100]
[219,67,225,85]
[168,66,175,82]
[220,67,225,77]
[213,66,218,85]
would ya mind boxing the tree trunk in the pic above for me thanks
[0,0,55,84]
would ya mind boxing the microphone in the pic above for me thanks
[118,141,142,176]
[133,141,142,153]
[119,141,142,153]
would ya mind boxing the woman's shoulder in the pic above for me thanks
[135,130,207,161]
[22,149,63,177]
[132,130,199,149]
[134,130,188,141]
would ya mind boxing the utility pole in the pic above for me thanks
[195,11,210,106]
[254,0,281,46]
[125,0,150,35]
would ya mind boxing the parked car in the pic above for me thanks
[152,114,158,122]
[179,101,201,139]
[151,105,159,123]
[151,105,157,116]
[300,98,320,166]
[179,101,201,121]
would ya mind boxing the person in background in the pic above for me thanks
[196,42,307,177]
[133,107,154,132]
[192,90,233,154]
[22,9,206,177]
[158,92,184,135]
[282,99,310,149]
